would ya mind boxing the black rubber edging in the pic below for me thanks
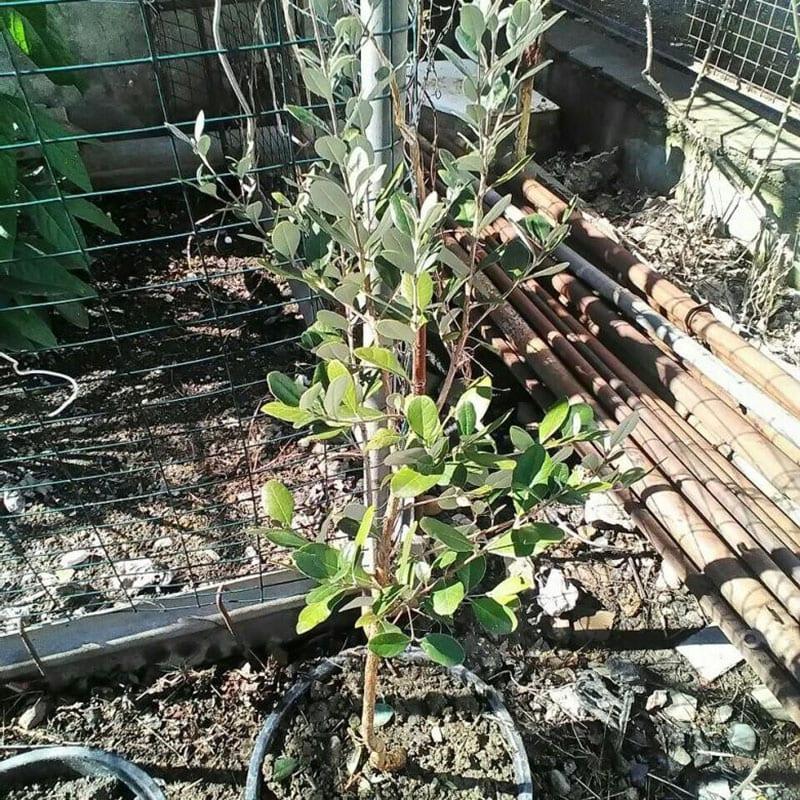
[245,647,533,800]
[0,746,166,800]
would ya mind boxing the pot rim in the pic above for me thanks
[245,645,533,800]
[0,745,166,800]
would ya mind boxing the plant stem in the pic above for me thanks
[361,645,382,754]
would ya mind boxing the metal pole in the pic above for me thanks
[361,0,408,180]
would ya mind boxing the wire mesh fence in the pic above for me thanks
[551,0,799,120]
[0,0,404,633]
[687,0,799,115]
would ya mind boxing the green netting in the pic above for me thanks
[0,0,404,631]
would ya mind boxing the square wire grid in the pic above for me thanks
[687,0,799,113]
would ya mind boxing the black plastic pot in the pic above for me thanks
[245,647,533,800]
[0,745,166,799]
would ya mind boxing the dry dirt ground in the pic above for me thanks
[0,188,359,634]
[2,515,799,800]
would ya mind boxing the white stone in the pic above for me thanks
[713,704,734,724]
[676,627,743,682]
[750,685,791,722]
[17,697,48,730]
[727,722,757,752]
[59,549,100,569]
[2,486,25,514]
[645,689,669,712]
[663,691,698,724]
[537,569,579,617]
[583,492,634,530]
[699,779,732,800]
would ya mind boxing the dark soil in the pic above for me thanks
[0,187,359,633]
[2,775,124,800]
[3,521,800,800]
[263,659,517,800]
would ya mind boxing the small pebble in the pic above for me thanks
[17,697,48,730]
[699,778,732,800]
[646,689,668,711]
[714,704,734,724]
[549,768,571,796]
[727,722,757,753]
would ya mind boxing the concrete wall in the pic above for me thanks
[1,2,273,187]
[541,17,800,287]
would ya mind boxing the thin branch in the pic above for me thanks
[211,0,258,198]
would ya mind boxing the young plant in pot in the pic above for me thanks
[183,0,642,795]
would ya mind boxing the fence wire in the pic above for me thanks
[0,0,402,632]
[552,0,799,121]
[687,0,799,114]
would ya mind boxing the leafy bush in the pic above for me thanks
[0,6,118,351]
[184,0,643,772]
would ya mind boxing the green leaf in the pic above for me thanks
[272,220,300,257]
[262,479,294,526]
[509,425,535,451]
[316,309,348,331]
[455,377,492,429]
[3,8,85,89]
[314,134,347,164]
[432,580,465,616]
[292,543,342,581]
[0,307,55,348]
[562,402,595,437]
[285,104,330,134]
[374,703,394,727]
[272,755,299,782]
[522,212,552,244]
[460,4,486,41]
[513,443,547,486]
[390,467,442,499]
[457,556,486,591]
[34,111,92,191]
[354,504,375,549]
[55,301,88,328]
[405,395,441,444]
[296,601,332,634]
[19,185,82,260]
[64,197,119,234]
[487,523,563,557]
[309,178,350,215]
[267,371,303,406]
[302,65,332,100]
[417,272,434,311]
[354,346,407,378]
[419,517,474,553]
[539,398,570,444]
[366,427,401,451]
[420,633,465,667]
[472,597,517,634]
[2,250,94,298]
[488,574,532,604]
[262,528,306,549]
[261,401,313,425]
[306,582,345,606]
[368,630,410,658]
[0,149,17,261]
[609,411,639,449]
[376,319,415,344]
[456,400,476,436]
